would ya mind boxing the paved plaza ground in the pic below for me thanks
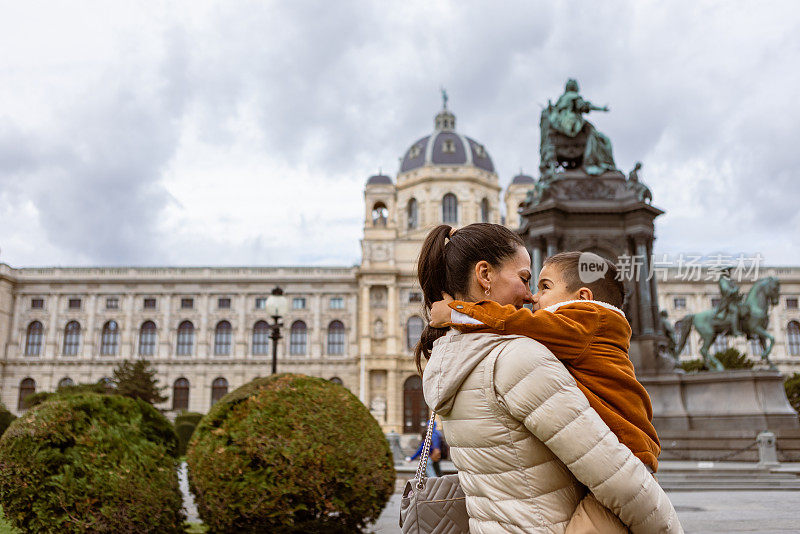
[371,490,800,533]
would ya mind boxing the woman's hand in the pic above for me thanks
[429,293,454,327]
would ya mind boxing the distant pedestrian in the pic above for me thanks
[405,420,441,478]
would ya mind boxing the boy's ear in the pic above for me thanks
[577,287,594,301]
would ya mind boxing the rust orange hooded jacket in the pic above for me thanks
[445,298,661,472]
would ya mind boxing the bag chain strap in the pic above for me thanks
[414,411,437,490]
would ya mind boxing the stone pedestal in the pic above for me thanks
[641,370,800,461]
[518,168,800,462]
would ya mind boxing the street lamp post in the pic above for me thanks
[265,287,288,375]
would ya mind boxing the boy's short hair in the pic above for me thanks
[543,251,626,309]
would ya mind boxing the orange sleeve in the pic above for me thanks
[447,300,600,361]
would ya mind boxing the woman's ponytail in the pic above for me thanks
[414,225,452,374]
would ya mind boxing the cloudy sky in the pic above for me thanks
[1,1,798,267]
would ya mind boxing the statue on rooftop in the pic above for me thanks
[539,78,618,176]
[626,162,653,203]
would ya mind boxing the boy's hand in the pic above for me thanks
[429,293,454,327]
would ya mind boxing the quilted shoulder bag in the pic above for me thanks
[399,412,470,533]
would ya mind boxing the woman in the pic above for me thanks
[416,223,681,534]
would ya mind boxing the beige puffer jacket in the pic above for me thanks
[423,331,682,534]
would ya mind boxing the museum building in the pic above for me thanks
[1,103,799,437]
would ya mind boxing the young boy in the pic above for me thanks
[431,251,660,531]
[430,250,660,470]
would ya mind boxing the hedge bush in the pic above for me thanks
[187,373,395,533]
[175,411,203,428]
[0,403,15,438]
[785,373,800,417]
[679,348,755,372]
[0,393,184,533]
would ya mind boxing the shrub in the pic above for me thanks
[785,373,800,417]
[715,348,754,369]
[175,421,197,457]
[175,411,203,428]
[0,393,184,533]
[25,381,109,408]
[0,403,15,438]
[679,349,755,372]
[679,358,708,372]
[187,374,395,533]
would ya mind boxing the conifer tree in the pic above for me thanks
[112,359,168,405]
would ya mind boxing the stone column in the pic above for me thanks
[387,368,399,432]
[545,235,558,258]
[122,294,134,359]
[85,294,97,359]
[387,283,398,354]
[359,284,371,355]
[531,241,543,287]
[312,293,322,358]
[237,293,247,358]
[636,237,655,335]
[47,295,59,357]
[161,294,171,360]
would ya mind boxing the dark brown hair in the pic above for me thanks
[543,251,625,309]
[414,223,525,374]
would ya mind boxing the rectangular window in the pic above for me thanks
[68,298,81,310]
[143,298,157,309]
[255,297,267,310]
[30,298,44,309]
[787,298,799,310]
[181,298,194,309]
[218,298,231,309]
[329,297,344,310]
[673,297,686,309]
[106,297,119,310]
[408,292,422,303]
[292,297,306,310]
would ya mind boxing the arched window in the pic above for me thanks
[176,321,194,356]
[214,320,232,356]
[290,321,307,355]
[100,320,119,356]
[139,321,157,356]
[788,321,800,356]
[25,321,43,356]
[480,198,490,223]
[327,320,345,355]
[372,202,388,227]
[329,377,343,385]
[252,321,270,355]
[18,378,35,410]
[63,321,81,356]
[211,377,228,406]
[711,333,728,355]
[57,377,74,389]
[407,198,418,229]
[403,375,427,434]
[406,316,424,350]
[442,193,458,224]
[173,378,190,411]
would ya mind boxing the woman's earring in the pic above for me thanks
[484,285,490,296]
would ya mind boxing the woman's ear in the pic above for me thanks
[577,287,594,300]
[474,260,492,292]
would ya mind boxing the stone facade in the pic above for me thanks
[2,104,799,436]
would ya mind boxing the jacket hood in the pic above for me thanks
[423,330,521,416]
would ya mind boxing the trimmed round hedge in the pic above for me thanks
[0,403,15,438]
[187,373,395,533]
[0,393,184,533]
